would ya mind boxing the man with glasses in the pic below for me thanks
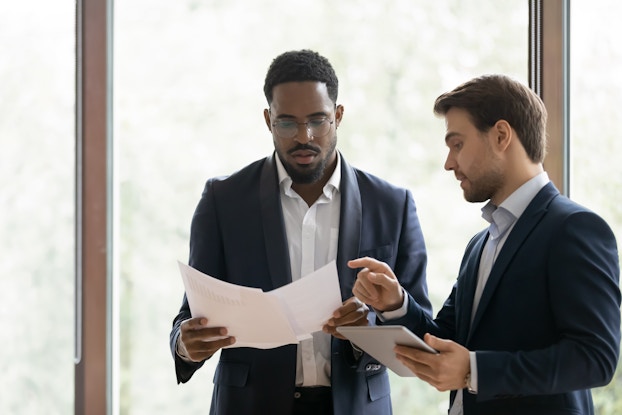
[169,49,432,415]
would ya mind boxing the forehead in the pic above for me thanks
[270,81,334,116]
[445,107,475,129]
[444,107,480,139]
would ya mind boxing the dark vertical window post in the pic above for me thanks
[75,0,113,414]
[530,0,570,194]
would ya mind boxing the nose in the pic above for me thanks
[293,125,314,144]
[444,152,455,171]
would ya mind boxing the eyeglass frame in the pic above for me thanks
[269,111,336,140]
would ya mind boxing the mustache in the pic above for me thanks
[287,143,321,155]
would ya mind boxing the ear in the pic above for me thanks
[335,104,344,128]
[493,119,512,151]
[263,108,272,131]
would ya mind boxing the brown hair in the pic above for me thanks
[433,74,547,163]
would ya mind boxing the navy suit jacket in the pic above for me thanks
[390,182,620,415]
[170,152,432,415]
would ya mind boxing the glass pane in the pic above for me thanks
[570,2,622,414]
[114,1,527,413]
[0,3,75,415]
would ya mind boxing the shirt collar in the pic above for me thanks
[481,171,549,238]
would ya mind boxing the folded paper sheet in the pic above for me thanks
[178,261,343,349]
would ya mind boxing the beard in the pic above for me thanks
[463,162,504,203]
[276,136,337,185]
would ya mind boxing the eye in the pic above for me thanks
[276,120,296,129]
[447,138,463,151]
[307,118,326,128]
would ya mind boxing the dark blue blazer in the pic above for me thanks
[170,152,432,415]
[390,182,621,415]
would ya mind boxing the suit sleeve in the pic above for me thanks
[170,294,205,383]
[169,179,223,383]
[393,189,433,318]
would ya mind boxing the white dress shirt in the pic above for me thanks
[275,153,342,387]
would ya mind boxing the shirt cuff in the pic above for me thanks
[376,288,408,321]
[469,351,478,393]
[175,335,193,362]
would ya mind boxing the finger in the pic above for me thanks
[394,344,429,363]
[187,336,236,361]
[355,271,384,295]
[353,282,378,304]
[334,301,369,323]
[322,324,346,339]
[395,353,420,375]
[181,317,208,331]
[334,296,366,317]
[201,326,230,339]
[348,257,386,272]
[183,326,230,347]
[201,336,236,350]
[367,271,399,286]
[332,299,355,318]
[395,351,437,382]
[353,259,396,280]
[331,310,370,327]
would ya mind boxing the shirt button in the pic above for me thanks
[294,392,301,399]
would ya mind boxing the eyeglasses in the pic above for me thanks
[271,117,334,139]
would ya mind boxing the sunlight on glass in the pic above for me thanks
[570,2,622,412]
[114,1,527,413]
[0,3,75,415]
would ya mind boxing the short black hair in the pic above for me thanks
[263,49,339,105]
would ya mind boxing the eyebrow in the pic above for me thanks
[273,111,329,120]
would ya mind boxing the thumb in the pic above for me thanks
[423,333,451,351]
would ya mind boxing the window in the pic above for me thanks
[114,1,527,413]
[6,1,620,414]
[0,2,75,414]
[570,2,622,412]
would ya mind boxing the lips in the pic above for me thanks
[290,150,318,165]
[455,173,467,188]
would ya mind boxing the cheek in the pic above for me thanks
[448,148,465,165]
[273,137,291,154]
[453,150,479,176]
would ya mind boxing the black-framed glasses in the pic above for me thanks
[271,117,334,139]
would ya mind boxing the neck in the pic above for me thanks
[492,162,543,206]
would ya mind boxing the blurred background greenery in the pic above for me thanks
[1,1,621,414]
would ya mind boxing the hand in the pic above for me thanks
[395,333,470,392]
[348,257,404,312]
[178,317,236,362]
[323,296,369,339]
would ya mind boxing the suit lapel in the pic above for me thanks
[335,154,362,301]
[259,154,292,289]
[457,231,487,343]
[467,183,559,339]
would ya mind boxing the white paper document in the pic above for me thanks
[178,260,343,349]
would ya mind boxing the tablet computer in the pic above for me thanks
[336,325,438,377]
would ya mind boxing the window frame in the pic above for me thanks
[74,2,570,413]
